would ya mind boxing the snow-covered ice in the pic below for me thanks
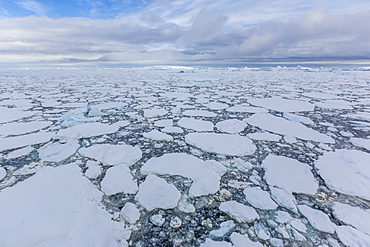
[185,133,256,156]
[315,149,370,200]
[101,165,138,195]
[243,187,278,210]
[141,153,226,197]
[262,155,318,195]
[79,144,142,166]
[0,164,127,246]
[143,129,173,141]
[219,201,260,223]
[215,119,247,134]
[297,205,335,233]
[178,117,214,131]
[135,174,181,211]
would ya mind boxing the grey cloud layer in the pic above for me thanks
[0,6,369,65]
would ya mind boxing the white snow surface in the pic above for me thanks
[0,164,126,246]
[0,121,52,136]
[178,118,214,131]
[201,238,232,247]
[269,187,298,213]
[182,109,217,117]
[141,153,226,197]
[247,132,281,141]
[231,232,264,247]
[185,133,256,156]
[120,202,140,224]
[333,202,370,235]
[351,137,370,150]
[245,113,334,143]
[243,187,278,210]
[0,107,35,123]
[248,97,315,112]
[0,167,6,181]
[135,174,181,211]
[57,121,128,138]
[215,119,247,134]
[298,205,335,233]
[101,165,138,196]
[226,105,268,113]
[38,139,80,162]
[0,131,54,152]
[219,201,259,223]
[143,130,173,141]
[262,155,318,195]
[315,149,370,200]
[79,144,142,167]
[336,225,370,247]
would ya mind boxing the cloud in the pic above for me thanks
[15,0,46,16]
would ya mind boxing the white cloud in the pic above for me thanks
[15,0,46,16]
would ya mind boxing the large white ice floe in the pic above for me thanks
[247,132,281,142]
[0,107,35,124]
[297,205,335,233]
[204,102,229,110]
[178,118,214,131]
[243,187,278,210]
[143,108,168,118]
[248,97,315,112]
[0,164,127,247]
[182,109,217,117]
[336,225,370,246]
[262,155,318,195]
[101,166,138,196]
[59,107,96,127]
[333,202,370,236]
[57,121,129,138]
[79,144,142,167]
[315,149,370,200]
[0,131,54,152]
[135,174,181,211]
[350,137,370,150]
[185,133,256,156]
[269,187,298,213]
[143,130,173,141]
[38,139,80,162]
[230,232,263,247]
[215,119,247,134]
[120,202,141,224]
[226,105,268,113]
[200,238,232,247]
[219,201,259,223]
[141,153,226,197]
[245,113,335,143]
[0,121,52,136]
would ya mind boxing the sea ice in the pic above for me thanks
[141,153,226,197]
[154,119,173,127]
[177,118,214,131]
[101,166,138,196]
[215,119,247,134]
[262,155,318,195]
[182,109,217,117]
[210,220,235,239]
[350,137,370,150]
[135,174,181,211]
[143,130,173,141]
[200,239,232,247]
[336,225,370,247]
[332,202,370,235]
[120,202,140,224]
[297,205,335,233]
[185,133,256,156]
[269,187,298,213]
[219,201,259,223]
[4,146,34,160]
[243,187,278,210]
[283,113,314,125]
[247,132,281,142]
[245,113,335,143]
[0,167,6,181]
[0,107,35,124]
[143,108,168,118]
[230,232,263,247]
[0,164,127,246]
[84,161,102,179]
[315,149,370,200]
[248,97,315,112]
[0,131,54,152]
[161,126,183,134]
[226,105,268,113]
[205,102,229,110]
[57,121,129,138]
[0,121,52,136]
[79,144,142,167]
[38,139,80,162]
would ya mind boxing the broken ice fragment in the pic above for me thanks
[135,174,181,211]
[101,166,138,196]
[243,187,278,210]
[219,201,259,223]
[297,205,335,234]
[120,202,140,224]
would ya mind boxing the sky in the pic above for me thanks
[0,0,370,67]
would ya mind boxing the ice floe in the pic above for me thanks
[333,202,370,235]
[243,187,278,210]
[315,149,370,200]
[0,131,54,152]
[178,118,214,131]
[38,139,80,162]
[101,166,138,196]
[245,113,335,143]
[297,205,335,233]
[0,164,127,246]
[215,119,247,134]
[219,201,259,223]
[0,121,52,136]
[57,121,129,138]
[143,130,173,141]
[141,153,226,197]
[135,174,181,211]
[79,144,142,167]
[248,97,315,112]
[185,133,256,156]
[262,155,318,195]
